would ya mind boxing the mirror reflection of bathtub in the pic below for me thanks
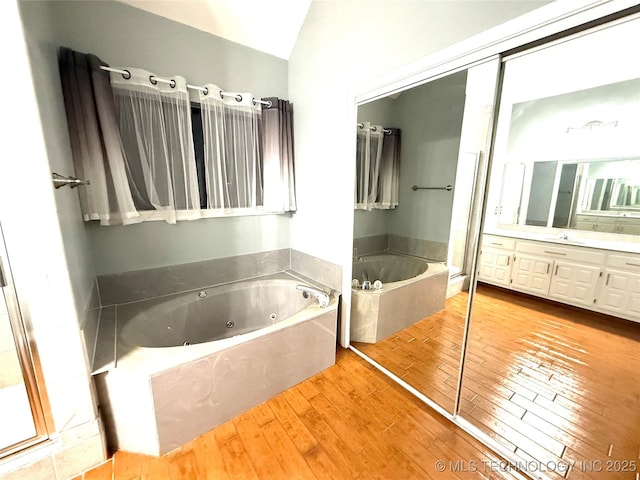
[350,252,448,343]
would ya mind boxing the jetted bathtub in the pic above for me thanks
[94,274,338,456]
[350,252,448,343]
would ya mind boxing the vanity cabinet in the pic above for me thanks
[596,253,640,318]
[510,242,604,304]
[574,214,640,235]
[478,235,515,287]
[511,253,552,296]
[478,234,639,323]
[548,261,601,307]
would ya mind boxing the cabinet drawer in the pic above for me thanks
[607,253,640,271]
[482,235,515,250]
[515,241,605,265]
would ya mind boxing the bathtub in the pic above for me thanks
[94,274,338,456]
[350,252,448,344]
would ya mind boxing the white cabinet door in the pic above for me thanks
[597,268,640,320]
[478,247,512,287]
[548,261,600,306]
[511,254,552,296]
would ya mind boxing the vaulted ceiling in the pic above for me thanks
[116,0,312,60]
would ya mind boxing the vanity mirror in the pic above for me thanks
[487,40,640,239]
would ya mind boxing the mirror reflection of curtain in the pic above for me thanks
[355,122,401,210]
[112,68,202,222]
[377,128,401,209]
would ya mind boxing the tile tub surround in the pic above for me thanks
[96,248,341,306]
[388,234,448,262]
[97,249,291,306]
[353,234,389,257]
[89,249,341,455]
[353,234,448,262]
[94,288,338,456]
[351,262,449,343]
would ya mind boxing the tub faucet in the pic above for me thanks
[296,284,330,308]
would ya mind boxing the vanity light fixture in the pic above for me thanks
[566,119,618,133]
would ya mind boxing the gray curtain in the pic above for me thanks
[58,47,139,225]
[378,128,401,209]
[261,98,296,212]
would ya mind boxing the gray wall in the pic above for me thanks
[353,72,468,245]
[19,1,97,323]
[389,71,467,244]
[42,0,290,275]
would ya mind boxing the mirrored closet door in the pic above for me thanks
[349,58,500,414]
[460,13,640,475]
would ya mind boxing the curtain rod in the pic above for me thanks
[357,122,392,134]
[100,66,272,107]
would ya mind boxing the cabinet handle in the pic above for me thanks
[506,256,510,266]
[490,242,503,246]
[547,263,550,274]
[554,265,558,276]
[544,250,566,256]
[625,262,640,268]
[0,258,6,288]
[606,273,610,286]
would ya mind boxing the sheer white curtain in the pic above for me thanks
[355,122,384,210]
[198,86,263,212]
[111,68,201,223]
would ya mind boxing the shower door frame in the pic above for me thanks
[0,224,52,459]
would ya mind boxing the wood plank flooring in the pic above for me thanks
[73,348,518,480]
[355,284,640,479]
[351,292,468,412]
[462,285,640,480]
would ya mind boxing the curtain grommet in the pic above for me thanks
[122,69,131,80]
[169,79,176,88]
[219,90,224,99]
[149,75,158,86]
[203,87,209,96]
[235,94,243,102]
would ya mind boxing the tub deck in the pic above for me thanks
[94,272,338,456]
[350,254,449,343]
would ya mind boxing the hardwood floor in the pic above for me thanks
[348,285,640,479]
[462,284,640,480]
[73,348,518,480]
[352,292,468,412]
[74,285,640,480]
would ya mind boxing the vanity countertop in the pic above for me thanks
[485,228,640,255]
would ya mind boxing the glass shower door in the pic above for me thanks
[0,229,49,457]
[0,287,37,451]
